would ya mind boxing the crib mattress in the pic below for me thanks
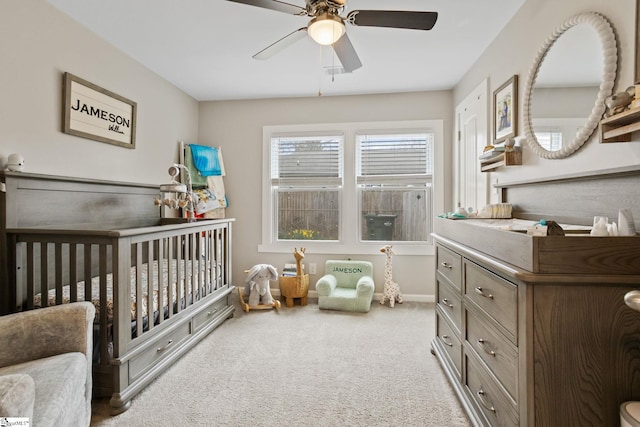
[34,259,209,322]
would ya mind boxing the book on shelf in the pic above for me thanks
[282,263,303,276]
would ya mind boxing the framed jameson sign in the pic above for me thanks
[63,72,137,149]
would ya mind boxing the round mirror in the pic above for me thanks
[523,12,617,159]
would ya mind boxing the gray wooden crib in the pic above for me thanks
[0,171,235,414]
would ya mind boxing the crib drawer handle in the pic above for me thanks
[440,262,453,270]
[207,308,218,317]
[474,287,494,299]
[157,339,174,353]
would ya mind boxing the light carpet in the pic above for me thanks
[91,297,470,427]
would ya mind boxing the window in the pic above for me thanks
[534,129,563,151]
[271,134,342,241]
[261,120,443,255]
[357,133,433,242]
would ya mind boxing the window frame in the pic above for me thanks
[259,120,444,256]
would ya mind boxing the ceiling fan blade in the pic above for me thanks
[346,10,438,31]
[253,28,308,60]
[226,0,307,16]
[332,33,362,73]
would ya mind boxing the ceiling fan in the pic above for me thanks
[227,0,438,73]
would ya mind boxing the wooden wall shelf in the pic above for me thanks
[480,149,522,172]
[599,107,640,143]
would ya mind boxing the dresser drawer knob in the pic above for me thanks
[474,287,494,299]
[477,339,496,356]
[156,339,174,353]
[441,298,454,308]
[477,389,496,413]
[440,261,453,270]
[441,334,454,347]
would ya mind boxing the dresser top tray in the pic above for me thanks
[435,217,640,275]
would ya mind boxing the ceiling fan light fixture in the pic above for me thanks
[308,13,345,46]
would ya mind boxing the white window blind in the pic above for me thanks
[358,133,433,177]
[271,136,342,184]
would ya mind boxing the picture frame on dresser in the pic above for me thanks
[493,75,518,145]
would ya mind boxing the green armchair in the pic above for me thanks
[316,260,375,312]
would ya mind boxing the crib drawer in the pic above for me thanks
[129,322,191,382]
[193,297,228,332]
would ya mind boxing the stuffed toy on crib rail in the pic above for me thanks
[245,264,278,307]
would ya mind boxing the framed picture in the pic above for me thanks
[493,75,518,145]
[63,72,137,149]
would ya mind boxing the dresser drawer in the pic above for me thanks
[466,308,518,401]
[465,352,518,427]
[436,245,462,290]
[437,278,462,334]
[193,297,228,333]
[464,261,518,344]
[436,311,462,380]
[129,321,191,382]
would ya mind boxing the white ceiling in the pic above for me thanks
[48,0,525,101]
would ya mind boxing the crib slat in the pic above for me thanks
[146,240,154,332]
[179,234,186,310]
[168,237,175,317]
[98,244,108,352]
[40,243,48,307]
[55,243,63,305]
[191,232,197,303]
[135,242,143,339]
[70,244,77,302]
[25,242,34,310]
[84,244,92,303]
[157,238,164,325]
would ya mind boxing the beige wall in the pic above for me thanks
[0,0,198,184]
[455,0,640,185]
[199,92,453,300]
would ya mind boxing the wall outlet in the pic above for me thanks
[309,263,317,275]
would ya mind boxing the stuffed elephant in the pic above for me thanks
[245,264,278,307]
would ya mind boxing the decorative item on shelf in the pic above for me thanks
[6,153,25,172]
[479,142,522,172]
[279,247,309,307]
[604,89,633,118]
[379,244,402,308]
[238,265,281,312]
[154,164,195,221]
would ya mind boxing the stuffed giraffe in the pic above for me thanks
[380,244,402,307]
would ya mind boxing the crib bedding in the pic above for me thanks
[33,259,212,322]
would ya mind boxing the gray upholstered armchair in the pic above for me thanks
[0,302,95,426]
[316,260,375,312]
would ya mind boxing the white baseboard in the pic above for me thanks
[269,289,435,304]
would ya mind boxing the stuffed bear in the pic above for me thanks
[245,264,278,307]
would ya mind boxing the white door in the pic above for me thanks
[454,79,489,213]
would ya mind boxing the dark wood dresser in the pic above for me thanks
[432,168,640,426]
